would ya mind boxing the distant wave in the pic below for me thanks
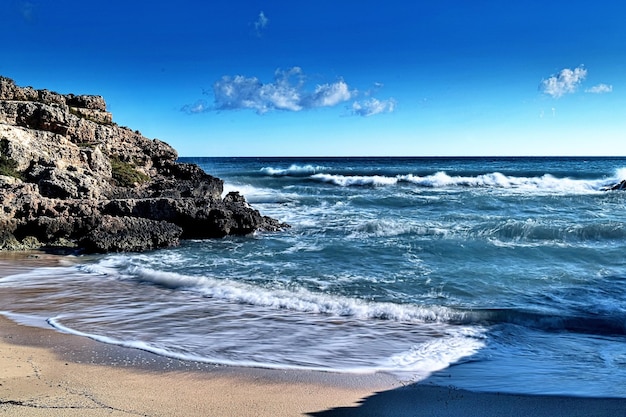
[349,219,451,239]
[261,164,328,176]
[312,173,398,187]
[130,267,461,323]
[311,171,615,193]
[481,219,626,244]
[347,217,626,245]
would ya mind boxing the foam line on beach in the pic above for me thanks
[47,315,484,376]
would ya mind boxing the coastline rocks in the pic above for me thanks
[0,76,287,252]
[79,216,183,253]
[607,180,626,191]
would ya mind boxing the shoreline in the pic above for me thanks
[2,253,626,416]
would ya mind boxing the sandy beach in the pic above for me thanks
[2,253,626,417]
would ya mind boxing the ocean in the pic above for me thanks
[2,156,626,397]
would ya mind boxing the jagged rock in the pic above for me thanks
[103,192,283,239]
[68,106,113,125]
[66,94,107,111]
[79,216,182,252]
[0,124,84,171]
[607,180,626,191]
[0,77,38,101]
[136,162,223,199]
[0,76,288,252]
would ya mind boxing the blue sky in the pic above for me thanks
[2,0,625,156]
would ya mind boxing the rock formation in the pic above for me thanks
[607,180,626,191]
[0,76,287,252]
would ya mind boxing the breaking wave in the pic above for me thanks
[311,171,616,193]
[130,267,461,323]
[222,183,298,204]
[261,164,328,176]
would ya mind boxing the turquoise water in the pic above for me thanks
[2,157,626,396]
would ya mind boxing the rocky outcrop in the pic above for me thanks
[0,76,287,252]
[607,180,626,191]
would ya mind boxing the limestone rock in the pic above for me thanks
[66,94,107,111]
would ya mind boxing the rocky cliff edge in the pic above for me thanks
[0,76,287,252]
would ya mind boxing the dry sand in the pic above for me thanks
[2,252,626,416]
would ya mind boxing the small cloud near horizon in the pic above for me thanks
[585,83,613,94]
[540,66,587,98]
[182,67,396,117]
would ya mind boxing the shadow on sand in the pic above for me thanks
[307,381,626,417]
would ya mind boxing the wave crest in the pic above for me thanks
[310,171,610,193]
[131,267,460,323]
[261,164,328,176]
[312,173,398,187]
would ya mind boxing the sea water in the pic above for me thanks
[2,157,626,397]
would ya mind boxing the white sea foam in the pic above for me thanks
[401,172,515,188]
[386,327,486,378]
[77,256,130,276]
[130,267,460,323]
[311,173,399,187]
[310,171,608,194]
[0,311,51,329]
[47,316,483,375]
[615,167,626,181]
[0,266,79,284]
[261,164,328,176]
[402,171,604,193]
[222,183,297,204]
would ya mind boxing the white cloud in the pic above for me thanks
[351,98,397,117]
[540,66,587,98]
[254,11,269,35]
[213,75,267,113]
[305,81,352,107]
[210,67,355,114]
[181,100,209,114]
[183,68,396,117]
[585,83,613,94]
